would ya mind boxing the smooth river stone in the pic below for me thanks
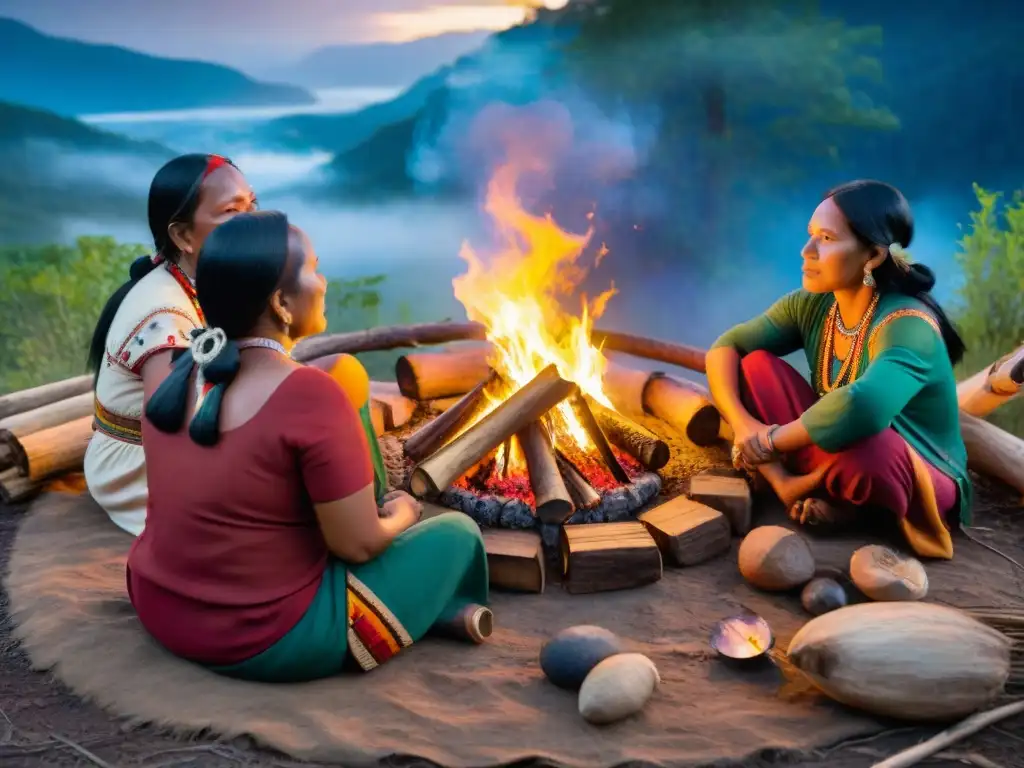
[540,625,625,691]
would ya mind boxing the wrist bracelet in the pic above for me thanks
[765,424,780,454]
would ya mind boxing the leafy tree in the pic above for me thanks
[0,237,142,393]
[0,239,395,394]
[562,0,898,255]
[952,184,1024,434]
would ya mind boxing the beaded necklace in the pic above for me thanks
[818,292,880,393]
[164,260,205,324]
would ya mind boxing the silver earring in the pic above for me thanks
[863,268,876,288]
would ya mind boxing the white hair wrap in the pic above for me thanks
[190,327,228,367]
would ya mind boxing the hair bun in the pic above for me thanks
[905,262,936,293]
[129,254,158,281]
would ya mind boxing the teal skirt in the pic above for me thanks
[208,513,489,683]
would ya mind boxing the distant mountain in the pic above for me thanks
[0,18,315,117]
[272,31,491,89]
[0,101,172,244]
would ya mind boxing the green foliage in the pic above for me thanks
[565,1,897,177]
[952,184,1024,434]
[0,237,144,394]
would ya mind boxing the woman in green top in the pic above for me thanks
[707,180,969,559]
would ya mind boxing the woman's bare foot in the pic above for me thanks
[757,462,829,509]
[789,498,857,527]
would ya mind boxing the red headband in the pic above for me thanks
[202,154,229,179]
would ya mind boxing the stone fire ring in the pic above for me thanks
[439,472,662,549]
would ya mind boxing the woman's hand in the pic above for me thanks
[732,420,778,469]
[379,490,423,526]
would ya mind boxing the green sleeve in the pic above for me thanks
[801,316,939,452]
[358,400,388,504]
[710,290,805,357]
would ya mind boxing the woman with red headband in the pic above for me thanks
[84,154,258,535]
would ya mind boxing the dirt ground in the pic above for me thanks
[2,474,1023,768]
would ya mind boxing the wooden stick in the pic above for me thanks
[395,346,491,401]
[592,330,706,373]
[295,322,709,374]
[0,467,40,504]
[569,393,630,484]
[403,373,497,462]
[497,438,513,478]
[870,700,1024,768]
[643,374,722,447]
[0,374,93,421]
[959,412,1024,497]
[958,344,1024,417]
[15,416,94,482]
[518,421,574,524]
[555,450,602,509]
[409,366,576,499]
[0,392,93,437]
[293,322,487,363]
[590,399,669,471]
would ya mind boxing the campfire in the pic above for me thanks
[397,164,675,528]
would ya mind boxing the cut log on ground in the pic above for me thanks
[409,365,576,499]
[395,346,491,401]
[369,381,417,431]
[292,322,487,363]
[590,399,669,471]
[570,394,630,484]
[403,373,497,463]
[592,330,707,373]
[958,344,1024,417]
[9,416,94,482]
[0,467,39,504]
[688,472,753,536]
[601,360,651,422]
[517,421,573,525]
[960,411,1024,498]
[0,374,92,421]
[483,529,546,594]
[561,521,663,594]
[643,374,722,447]
[0,392,93,437]
[638,497,731,566]
[555,450,602,510]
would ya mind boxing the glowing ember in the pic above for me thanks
[452,162,618,473]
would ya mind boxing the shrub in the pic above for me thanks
[952,184,1024,434]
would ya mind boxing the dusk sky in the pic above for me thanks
[0,0,569,70]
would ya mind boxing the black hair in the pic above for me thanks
[86,153,238,380]
[826,180,966,366]
[146,210,295,446]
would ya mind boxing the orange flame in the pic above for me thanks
[452,163,617,468]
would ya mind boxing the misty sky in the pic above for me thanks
[0,0,569,70]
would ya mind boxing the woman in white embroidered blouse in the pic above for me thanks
[85,154,257,535]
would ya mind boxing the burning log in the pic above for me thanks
[0,467,39,504]
[0,392,93,438]
[643,374,721,447]
[0,374,93,421]
[589,400,669,471]
[5,416,94,482]
[959,411,1024,498]
[292,321,486,363]
[496,438,513,478]
[569,393,630,484]
[403,372,497,462]
[395,346,492,401]
[427,396,462,413]
[592,330,707,373]
[957,345,1024,417]
[409,365,577,498]
[517,421,574,525]
[555,450,602,510]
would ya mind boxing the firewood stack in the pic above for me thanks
[0,375,94,504]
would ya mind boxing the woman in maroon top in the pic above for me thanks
[128,210,492,682]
